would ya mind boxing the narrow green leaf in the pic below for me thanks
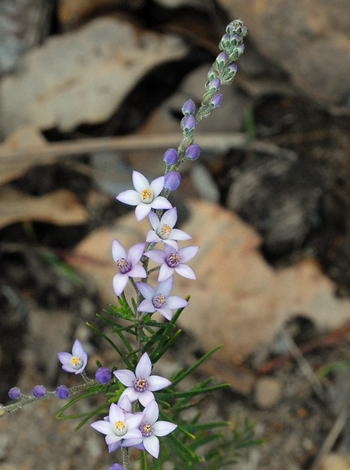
[141,450,147,470]
[186,421,230,432]
[56,389,97,418]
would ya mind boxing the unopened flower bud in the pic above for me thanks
[33,385,46,398]
[210,94,223,109]
[207,78,221,92]
[182,99,196,115]
[186,144,201,160]
[164,171,181,191]
[163,148,178,164]
[95,367,112,383]
[207,68,216,81]
[56,385,69,399]
[8,387,20,399]
[183,115,196,133]
[216,52,228,64]
[237,43,245,55]
[109,465,124,470]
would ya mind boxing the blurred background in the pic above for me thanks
[1,1,350,469]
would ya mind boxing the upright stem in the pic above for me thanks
[122,446,130,470]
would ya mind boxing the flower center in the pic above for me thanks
[152,294,166,309]
[113,420,127,437]
[140,422,153,437]
[117,258,132,274]
[165,252,180,268]
[70,356,83,369]
[134,378,148,392]
[141,188,154,204]
[157,224,171,240]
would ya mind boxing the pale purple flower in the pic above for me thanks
[90,403,144,451]
[144,244,199,282]
[146,207,191,249]
[123,400,177,459]
[116,171,172,221]
[136,277,188,321]
[114,352,171,407]
[112,239,147,296]
[57,339,88,374]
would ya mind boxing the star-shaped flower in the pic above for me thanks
[116,171,172,221]
[136,277,188,321]
[123,400,177,458]
[144,244,199,282]
[90,403,143,451]
[114,352,171,407]
[146,208,192,249]
[57,339,88,374]
[112,239,147,296]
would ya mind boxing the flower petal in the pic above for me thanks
[150,176,165,196]
[116,189,141,206]
[109,403,124,423]
[151,196,172,210]
[135,203,152,221]
[117,395,133,413]
[106,434,122,445]
[147,376,171,392]
[108,441,122,452]
[114,369,136,387]
[122,437,144,447]
[128,265,147,279]
[127,242,146,265]
[144,249,165,264]
[138,390,154,407]
[125,413,144,430]
[133,171,149,192]
[155,277,173,297]
[163,239,180,249]
[90,420,112,435]
[179,245,199,263]
[143,399,159,424]
[112,239,127,263]
[135,352,152,378]
[166,296,188,310]
[157,307,172,320]
[175,264,196,280]
[144,435,160,458]
[113,273,129,297]
[119,387,140,403]
[71,339,84,357]
[148,210,160,230]
[160,207,177,227]
[169,228,192,241]
[57,352,73,365]
[138,299,156,313]
[153,421,177,437]
[146,230,160,244]
[158,264,174,282]
[135,282,155,300]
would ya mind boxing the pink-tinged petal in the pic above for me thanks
[135,203,152,221]
[161,207,177,227]
[106,434,122,445]
[125,413,144,430]
[144,399,159,424]
[146,230,160,244]
[151,196,172,210]
[166,296,188,310]
[123,428,143,441]
[148,211,159,230]
[90,420,112,435]
[135,352,152,378]
[109,404,124,423]
[158,264,174,282]
[149,176,165,197]
[169,228,192,241]
[179,245,200,263]
[122,438,144,447]
[133,171,149,192]
[144,435,160,458]
[57,352,72,365]
[155,277,173,297]
[163,239,179,249]
[128,265,147,279]
[117,395,133,413]
[62,364,78,373]
[108,441,121,452]
[175,264,196,280]
[153,421,177,437]
[113,273,129,297]
[144,249,165,264]
[127,242,146,265]
[147,376,171,392]
[138,390,155,407]
[112,239,127,263]
[116,189,141,206]
[157,307,172,320]
[72,339,84,357]
[114,369,136,386]
[136,282,155,300]
[138,299,156,313]
[119,387,140,403]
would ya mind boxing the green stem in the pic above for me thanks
[122,446,130,470]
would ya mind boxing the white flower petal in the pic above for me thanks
[109,404,124,423]
[158,264,174,282]
[135,282,155,300]
[112,239,127,263]
[166,295,188,310]
[150,176,165,196]
[135,352,152,378]
[135,203,152,221]
[114,369,136,387]
[127,242,146,265]
[153,421,177,437]
[133,171,149,192]
[161,207,177,227]
[157,307,172,320]
[128,265,147,279]
[113,273,129,297]
[169,228,192,241]
[143,399,159,424]
[146,230,160,244]
[155,277,173,297]
[116,189,141,206]
[144,435,160,458]
[148,211,160,230]
[90,420,111,435]
[138,299,156,313]
[147,376,171,392]
[151,196,172,210]
[179,245,199,263]
[175,264,196,280]
[139,390,155,407]
[144,249,165,264]
[163,239,180,249]
[72,339,84,357]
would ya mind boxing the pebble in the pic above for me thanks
[255,377,282,408]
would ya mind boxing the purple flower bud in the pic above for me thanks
[183,115,196,132]
[237,43,245,55]
[164,171,181,191]
[95,367,112,383]
[207,68,216,81]
[208,78,221,91]
[163,148,178,165]
[216,52,228,64]
[186,144,201,160]
[109,465,124,470]
[8,387,20,399]
[210,94,223,109]
[33,385,46,398]
[182,99,196,115]
[56,385,69,399]
[228,63,237,75]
